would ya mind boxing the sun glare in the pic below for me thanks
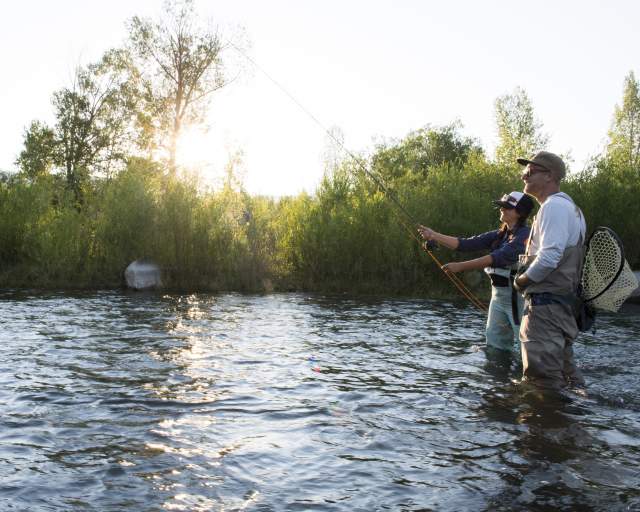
[175,127,222,171]
[174,122,322,196]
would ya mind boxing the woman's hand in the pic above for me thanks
[442,262,464,273]
[418,225,436,241]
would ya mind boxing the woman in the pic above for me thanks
[418,191,534,353]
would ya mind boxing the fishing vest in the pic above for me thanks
[519,196,585,297]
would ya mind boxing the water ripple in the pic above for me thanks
[0,291,639,511]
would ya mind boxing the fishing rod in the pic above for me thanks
[230,43,487,311]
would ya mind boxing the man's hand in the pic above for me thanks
[513,274,531,293]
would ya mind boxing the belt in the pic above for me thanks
[489,274,510,287]
[526,292,577,307]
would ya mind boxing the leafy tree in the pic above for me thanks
[17,50,140,203]
[371,122,483,182]
[128,0,240,174]
[494,86,549,167]
[606,71,640,170]
[55,50,140,200]
[16,121,56,179]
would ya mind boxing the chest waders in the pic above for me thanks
[485,266,521,325]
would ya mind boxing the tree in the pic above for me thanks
[371,123,483,182]
[16,121,56,179]
[56,50,141,199]
[607,71,640,170]
[494,86,549,167]
[17,49,141,203]
[128,0,238,174]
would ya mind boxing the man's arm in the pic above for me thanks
[514,273,533,290]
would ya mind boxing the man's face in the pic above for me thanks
[521,163,551,197]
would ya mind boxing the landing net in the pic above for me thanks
[582,227,639,312]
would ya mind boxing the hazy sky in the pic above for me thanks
[1,0,638,195]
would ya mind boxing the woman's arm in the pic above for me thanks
[418,225,460,250]
[442,254,493,273]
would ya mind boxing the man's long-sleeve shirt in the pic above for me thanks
[524,192,586,283]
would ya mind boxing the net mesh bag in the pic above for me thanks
[582,227,639,312]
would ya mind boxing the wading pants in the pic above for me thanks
[486,285,523,355]
[519,301,585,389]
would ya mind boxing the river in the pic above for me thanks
[1,291,639,511]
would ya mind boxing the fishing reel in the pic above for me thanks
[423,240,439,251]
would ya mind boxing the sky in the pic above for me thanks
[1,0,638,196]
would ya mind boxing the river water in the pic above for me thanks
[1,290,639,511]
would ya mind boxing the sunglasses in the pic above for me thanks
[522,163,551,179]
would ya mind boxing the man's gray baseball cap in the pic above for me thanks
[517,151,566,180]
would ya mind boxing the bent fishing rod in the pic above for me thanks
[230,43,487,311]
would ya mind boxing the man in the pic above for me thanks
[513,151,586,389]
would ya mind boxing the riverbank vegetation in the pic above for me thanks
[1,2,639,296]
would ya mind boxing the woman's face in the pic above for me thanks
[499,206,519,226]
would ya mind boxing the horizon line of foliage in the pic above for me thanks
[1,1,639,294]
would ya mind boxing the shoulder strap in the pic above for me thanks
[524,215,537,258]
[552,193,586,245]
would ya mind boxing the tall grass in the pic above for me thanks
[1,144,637,295]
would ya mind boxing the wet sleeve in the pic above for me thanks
[457,230,500,252]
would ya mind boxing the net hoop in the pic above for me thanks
[583,226,625,303]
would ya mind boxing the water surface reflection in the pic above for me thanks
[0,291,638,510]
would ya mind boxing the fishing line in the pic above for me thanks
[229,42,417,225]
[230,43,487,311]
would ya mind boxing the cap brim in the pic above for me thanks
[517,158,533,166]
[493,200,515,209]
